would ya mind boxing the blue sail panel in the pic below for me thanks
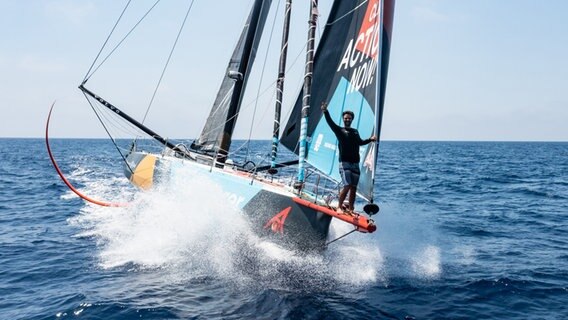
[306,77,375,200]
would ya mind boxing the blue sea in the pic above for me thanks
[1,138,567,319]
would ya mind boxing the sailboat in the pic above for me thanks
[47,0,395,251]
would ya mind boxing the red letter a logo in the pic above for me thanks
[264,206,292,234]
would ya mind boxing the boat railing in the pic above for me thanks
[301,168,339,207]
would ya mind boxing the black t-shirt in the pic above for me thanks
[323,110,372,163]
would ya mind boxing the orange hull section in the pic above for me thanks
[292,197,376,233]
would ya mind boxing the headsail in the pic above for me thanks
[191,0,273,159]
[280,0,395,201]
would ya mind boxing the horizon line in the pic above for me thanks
[1,136,567,143]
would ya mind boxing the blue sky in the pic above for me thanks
[0,0,566,141]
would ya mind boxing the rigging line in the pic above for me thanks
[89,98,124,136]
[241,78,276,109]
[85,95,138,168]
[326,0,368,26]
[245,0,281,161]
[208,86,235,120]
[198,80,272,141]
[83,0,133,82]
[92,104,124,140]
[90,103,143,152]
[142,0,196,125]
[203,3,307,144]
[85,0,162,82]
[82,92,134,174]
[201,28,308,145]
[226,139,251,157]
[255,84,277,127]
[88,97,155,145]
[283,78,303,120]
[325,228,357,246]
[92,101,145,138]
[225,93,275,157]
[277,38,308,136]
[285,36,307,74]
[200,87,273,152]
[201,88,268,144]
[242,86,276,154]
[200,43,307,142]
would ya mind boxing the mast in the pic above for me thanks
[364,0,395,214]
[296,0,318,187]
[216,0,267,164]
[370,0,385,200]
[269,0,293,174]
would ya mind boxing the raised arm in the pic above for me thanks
[321,102,342,134]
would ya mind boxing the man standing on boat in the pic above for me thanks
[321,102,376,213]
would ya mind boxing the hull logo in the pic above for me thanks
[264,206,292,234]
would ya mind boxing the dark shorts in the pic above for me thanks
[339,162,360,187]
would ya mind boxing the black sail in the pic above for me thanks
[191,0,272,157]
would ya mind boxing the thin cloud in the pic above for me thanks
[44,1,96,25]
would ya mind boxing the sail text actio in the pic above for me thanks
[336,0,381,94]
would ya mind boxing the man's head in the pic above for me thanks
[342,110,355,128]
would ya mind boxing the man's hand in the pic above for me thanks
[369,135,377,142]
[321,102,328,111]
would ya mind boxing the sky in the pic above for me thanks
[0,0,567,141]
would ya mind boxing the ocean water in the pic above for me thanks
[0,138,567,319]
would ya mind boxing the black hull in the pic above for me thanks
[244,190,333,252]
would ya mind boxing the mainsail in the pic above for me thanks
[280,0,395,201]
[191,0,273,159]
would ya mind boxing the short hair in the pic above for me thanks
[342,110,355,118]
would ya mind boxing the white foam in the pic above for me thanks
[67,162,452,289]
[372,202,444,281]
[411,245,441,279]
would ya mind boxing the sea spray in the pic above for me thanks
[60,150,388,288]
[375,202,443,281]
[67,162,444,290]
[69,168,447,290]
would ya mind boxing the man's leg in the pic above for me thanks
[338,186,349,212]
[348,186,357,211]
[338,162,350,212]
